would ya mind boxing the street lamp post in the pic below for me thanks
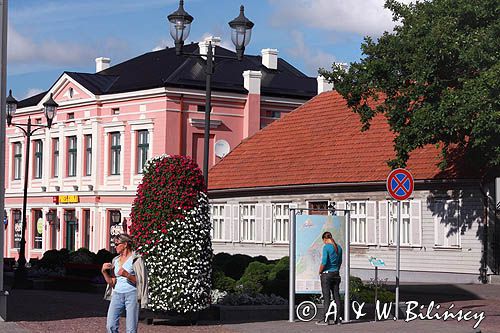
[5,90,58,285]
[167,0,254,187]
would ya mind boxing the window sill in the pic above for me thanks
[433,246,462,251]
[385,244,422,249]
[212,239,232,243]
[271,241,289,245]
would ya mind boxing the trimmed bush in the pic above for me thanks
[95,249,115,266]
[68,248,96,264]
[237,261,273,295]
[212,270,236,292]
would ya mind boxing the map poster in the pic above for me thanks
[295,215,346,294]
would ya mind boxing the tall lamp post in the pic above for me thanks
[167,0,254,187]
[5,89,58,284]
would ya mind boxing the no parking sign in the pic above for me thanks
[386,168,414,201]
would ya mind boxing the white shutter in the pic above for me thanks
[223,204,232,241]
[233,204,240,242]
[379,201,388,245]
[410,200,421,246]
[264,204,273,244]
[289,203,298,243]
[366,201,377,245]
[448,200,460,247]
[434,200,444,246]
[255,204,264,243]
[335,201,347,216]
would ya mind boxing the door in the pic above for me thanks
[65,210,77,251]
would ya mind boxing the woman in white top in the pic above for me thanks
[101,234,148,333]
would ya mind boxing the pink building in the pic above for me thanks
[4,39,322,259]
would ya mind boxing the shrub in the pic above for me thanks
[130,154,212,314]
[237,261,272,295]
[95,249,115,266]
[212,270,236,292]
[37,249,70,270]
[68,248,96,264]
[223,254,254,280]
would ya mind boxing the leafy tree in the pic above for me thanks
[320,0,499,171]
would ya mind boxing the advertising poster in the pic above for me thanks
[295,215,345,294]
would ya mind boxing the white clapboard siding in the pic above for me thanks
[233,204,240,242]
[379,201,388,245]
[335,201,347,216]
[410,200,421,246]
[255,204,264,243]
[366,201,377,245]
[223,204,232,242]
[264,203,273,244]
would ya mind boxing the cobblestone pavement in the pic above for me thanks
[2,283,499,333]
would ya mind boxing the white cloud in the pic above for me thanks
[269,0,411,36]
[24,88,45,99]
[287,30,337,75]
[8,26,98,66]
[152,39,173,52]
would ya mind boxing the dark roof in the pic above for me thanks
[19,44,317,107]
[17,90,47,108]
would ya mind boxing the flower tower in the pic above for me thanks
[130,154,212,313]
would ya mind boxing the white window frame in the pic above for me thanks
[272,203,290,243]
[13,142,22,180]
[349,201,367,244]
[110,132,121,175]
[53,138,59,178]
[67,136,77,177]
[434,199,461,248]
[388,201,411,245]
[210,204,225,241]
[34,140,43,179]
[240,204,256,242]
[137,130,149,174]
[84,135,92,176]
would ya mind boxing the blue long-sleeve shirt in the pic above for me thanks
[321,243,342,273]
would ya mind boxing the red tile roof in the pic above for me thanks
[208,90,473,190]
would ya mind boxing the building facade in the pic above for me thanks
[4,39,321,259]
[208,91,499,283]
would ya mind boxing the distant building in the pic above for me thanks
[208,90,499,284]
[4,37,320,259]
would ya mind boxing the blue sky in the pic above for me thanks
[7,0,402,100]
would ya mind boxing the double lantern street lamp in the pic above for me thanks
[5,89,58,284]
[167,0,254,187]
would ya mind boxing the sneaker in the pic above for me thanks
[315,320,329,326]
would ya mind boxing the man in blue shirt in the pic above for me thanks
[317,231,343,325]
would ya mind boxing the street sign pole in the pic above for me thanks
[289,211,296,322]
[395,200,401,319]
[386,168,414,321]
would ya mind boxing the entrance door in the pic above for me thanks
[65,210,77,251]
[51,223,57,249]
[83,209,90,249]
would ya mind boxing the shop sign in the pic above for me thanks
[58,195,79,204]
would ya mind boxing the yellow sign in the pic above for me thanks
[59,195,79,204]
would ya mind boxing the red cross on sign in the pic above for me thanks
[387,168,414,201]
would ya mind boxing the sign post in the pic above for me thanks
[386,168,414,320]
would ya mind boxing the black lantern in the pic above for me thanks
[167,0,194,55]
[6,89,17,126]
[43,93,58,129]
[110,210,121,225]
[228,5,254,60]
[46,210,59,230]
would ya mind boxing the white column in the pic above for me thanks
[58,125,65,189]
[120,129,125,188]
[91,120,99,190]
[129,129,136,185]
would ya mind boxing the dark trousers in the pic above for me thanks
[320,271,341,322]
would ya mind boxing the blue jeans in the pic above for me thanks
[106,290,139,333]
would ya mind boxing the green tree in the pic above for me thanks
[321,0,499,171]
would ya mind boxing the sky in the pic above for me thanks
[7,0,403,100]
